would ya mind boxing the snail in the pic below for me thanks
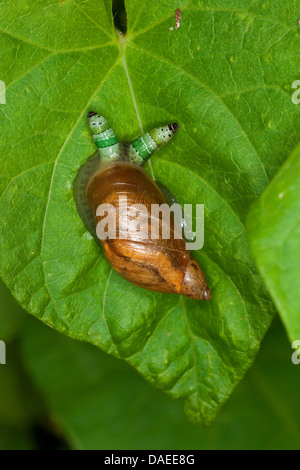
[74,111,211,300]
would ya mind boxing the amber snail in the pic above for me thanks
[74,111,211,300]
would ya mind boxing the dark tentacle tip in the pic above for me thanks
[168,123,179,133]
[87,111,97,118]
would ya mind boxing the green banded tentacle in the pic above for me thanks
[129,123,179,165]
[88,111,121,162]
[87,112,179,165]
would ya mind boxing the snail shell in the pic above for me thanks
[74,112,211,301]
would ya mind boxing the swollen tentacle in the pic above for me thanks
[128,123,179,165]
[88,111,122,162]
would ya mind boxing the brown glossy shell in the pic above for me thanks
[86,161,210,300]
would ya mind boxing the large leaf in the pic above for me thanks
[247,144,300,341]
[20,315,300,450]
[1,0,300,424]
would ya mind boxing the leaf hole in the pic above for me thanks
[112,0,127,35]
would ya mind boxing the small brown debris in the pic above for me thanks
[175,9,182,30]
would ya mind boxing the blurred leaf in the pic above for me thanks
[0,285,61,449]
[0,282,25,342]
[0,357,35,428]
[247,144,300,341]
[20,316,300,450]
[1,0,300,423]
[0,340,46,450]
[0,312,66,449]
[0,425,36,450]
[0,282,36,434]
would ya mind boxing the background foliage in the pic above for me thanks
[0,0,300,444]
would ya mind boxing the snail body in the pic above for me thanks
[74,112,211,300]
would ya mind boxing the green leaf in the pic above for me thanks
[247,143,300,341]
[0,308,44,450]
[1,0,300,424]
[20,315,300,450]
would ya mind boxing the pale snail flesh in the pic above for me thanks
[74,111,211,301]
